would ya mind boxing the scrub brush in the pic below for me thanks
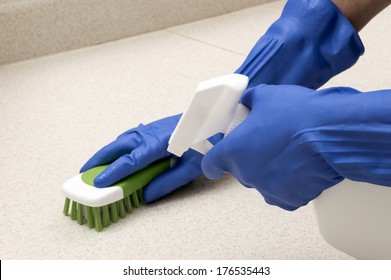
[62,158,170,232]
[62,73,248,232]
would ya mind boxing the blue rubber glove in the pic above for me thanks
[81,115,221,202]
[237,0,364,89]
[81,115,192,200]
[81,0,364,203]
[202,85,391,210]
[80,115,178,185]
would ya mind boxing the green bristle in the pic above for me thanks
[124,195,132,213]
[65,158,171,231]
[131,192,139,208]
[119,200,126,218]
[77,203,84,225]
[63,198,70,216]
[71,201,77,220]
[102,205,110,227]
[93,207,103,232]
[110,202,119,223]
[137,189,145,204]
[86,206,95,229]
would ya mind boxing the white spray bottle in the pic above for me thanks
[167,74,249,157]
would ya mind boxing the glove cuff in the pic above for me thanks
[236,0,365,89]
[293,87,391,188]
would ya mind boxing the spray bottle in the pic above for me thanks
[167,74,249,157]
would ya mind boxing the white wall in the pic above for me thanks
[0,0,277,65]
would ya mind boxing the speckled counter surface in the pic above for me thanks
[1,0,390,259]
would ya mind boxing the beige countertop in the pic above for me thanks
[0,0,389,259]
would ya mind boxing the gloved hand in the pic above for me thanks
[81,115,220,202]
[81,0,365,203]
[202,84,391,210]
[80,115,179,185]
[238,0,364,89]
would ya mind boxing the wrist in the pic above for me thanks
[332,0,391,31]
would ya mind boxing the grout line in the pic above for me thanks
[167,29,247,57]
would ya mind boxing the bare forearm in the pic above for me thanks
[332,0,391,31]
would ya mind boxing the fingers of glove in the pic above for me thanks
[263,196,299,211]
[143,160,203,203]
[201,141,227,180]
[80,133,141,172]
[208,133,224,145]
[201,85,268,180]
[93,145,158,187]
[240,84,269,109]
[258,187,306,211]
[201,110,257,180]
